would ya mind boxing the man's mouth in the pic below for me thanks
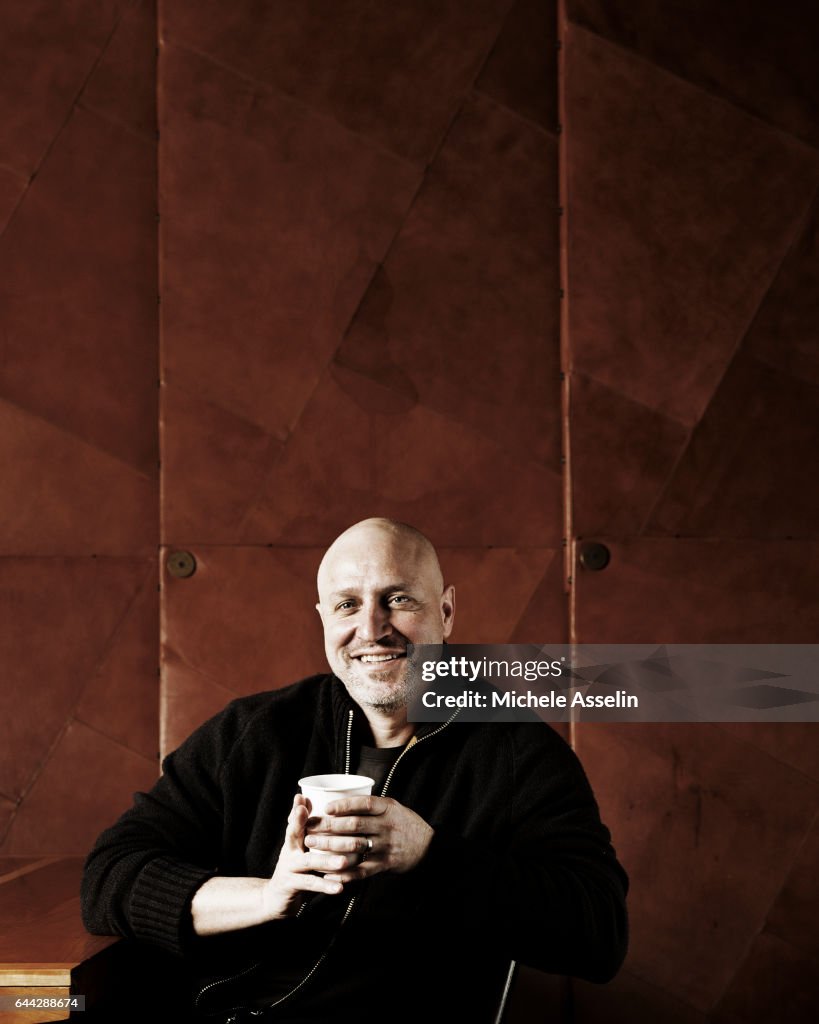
[353,651,406,664]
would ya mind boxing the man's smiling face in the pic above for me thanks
[316,520,455,715]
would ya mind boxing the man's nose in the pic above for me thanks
[355,601,392,642]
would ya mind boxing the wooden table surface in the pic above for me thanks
[0,857,117,1022]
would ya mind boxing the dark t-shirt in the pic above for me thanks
[355,743,404,793]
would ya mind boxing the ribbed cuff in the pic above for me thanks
[129,856,217,956]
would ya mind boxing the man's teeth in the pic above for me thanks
[359,653,401,663]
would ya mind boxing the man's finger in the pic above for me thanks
[285,799,309,850]
[292,872,343,896]
[303,834,369,854]
[302,850,360,872]
[309,814,377,835]
[323,863,376,884]
[326,795,388,816]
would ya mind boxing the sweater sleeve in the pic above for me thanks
[80,702,247,957]
[414,727,628,983]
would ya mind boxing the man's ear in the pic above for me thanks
[441,585,455,639]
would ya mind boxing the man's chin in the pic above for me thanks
[340,671,418,714]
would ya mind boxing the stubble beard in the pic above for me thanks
[337,657,419,715]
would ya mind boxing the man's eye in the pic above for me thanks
[336,601,356,611]
[390,595,410,604]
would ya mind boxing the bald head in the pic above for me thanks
[315,519,454,716]
[317,518,443,599]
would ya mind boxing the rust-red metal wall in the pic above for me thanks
[1,2,817,1020]
[0,1,159,856]
[157,0,565,753]
[562,2,819,1021]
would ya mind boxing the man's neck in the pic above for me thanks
[361,708,415,749]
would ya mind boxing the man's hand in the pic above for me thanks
[192,793,432,936]
[304,795,434,883]
[191,794,364,935]
[262,794,362,919]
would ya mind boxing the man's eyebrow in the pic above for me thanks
[327,582,416,601]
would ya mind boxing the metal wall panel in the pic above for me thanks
[562,2,819,1019]
[0,0,159,855]
[158,0,564,756]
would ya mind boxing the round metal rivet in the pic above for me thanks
[167,550,196,579]
[579,542,611,572]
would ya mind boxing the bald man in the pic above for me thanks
[82,519,628,1023]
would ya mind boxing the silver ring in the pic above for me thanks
[366,838,373,851]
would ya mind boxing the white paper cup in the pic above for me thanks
[298,774,374,817]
